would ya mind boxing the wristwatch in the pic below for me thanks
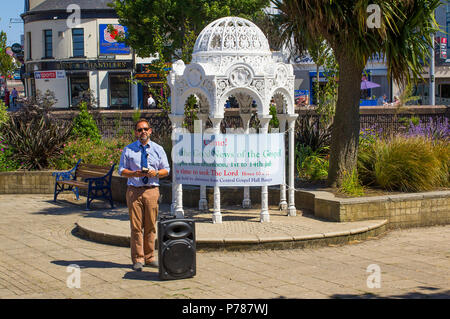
[155,171,160,178]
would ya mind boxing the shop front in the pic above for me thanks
[24,60,133,108]
[135,63,171,109]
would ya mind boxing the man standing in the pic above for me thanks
[118,119,170,271]
[147,93,156,109]
[11,88,18,108]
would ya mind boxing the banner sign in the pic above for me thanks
[99,24,131,55]
[34,70,66,80]
[173,133,285,187]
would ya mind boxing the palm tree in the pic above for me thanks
[273,0,441,187]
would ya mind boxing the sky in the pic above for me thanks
[0,1,24,46]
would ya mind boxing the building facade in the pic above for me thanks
[21,0,141,108]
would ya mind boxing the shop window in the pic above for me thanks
[30,79,36,97]
[70,75,89,107]
[109,73,130,107]
[440,84,450,98]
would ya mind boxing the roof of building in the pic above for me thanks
[30,0,114,12]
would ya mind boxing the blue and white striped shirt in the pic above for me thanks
[118,140,170,187]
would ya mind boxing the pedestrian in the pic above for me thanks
[118,119,170,272]
[377,94,387,106]
[4,88,9,108]
[11,88,18,108]
[147,93,156,109]
[391,95,400,106]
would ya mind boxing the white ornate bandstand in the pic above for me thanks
[167,16,298,223]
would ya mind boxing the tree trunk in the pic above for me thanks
[327,52,365,188]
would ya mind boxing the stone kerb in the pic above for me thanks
[311,190,450,229]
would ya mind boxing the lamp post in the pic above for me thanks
[430,33,435,106]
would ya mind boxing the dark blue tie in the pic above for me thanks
[140,145,148,184]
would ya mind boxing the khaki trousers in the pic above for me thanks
[126,186,160,264]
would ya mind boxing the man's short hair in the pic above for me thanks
[135,119,151,131]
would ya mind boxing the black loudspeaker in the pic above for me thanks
[158,217,196,280]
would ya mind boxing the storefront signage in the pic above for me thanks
[99,24,131,55]
[34,70,66,80]
[173,133,285,187]
[135,63,172,81]
[61,60,133,71]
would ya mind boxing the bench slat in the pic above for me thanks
[77,170,109,178]
[59,180,89,188]
[78,164,111,172]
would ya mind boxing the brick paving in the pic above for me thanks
[0,194,448,299]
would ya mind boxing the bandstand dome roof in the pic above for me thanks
[193,16,271,55]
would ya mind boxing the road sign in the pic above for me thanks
[11,43,22,54]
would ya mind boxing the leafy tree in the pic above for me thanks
[0,31,16,88]
[274,0,441,187]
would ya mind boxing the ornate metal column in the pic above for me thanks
[168,114,185,217]
[258,114,272,222]
[210,116,223,223]
[287,114,298,216]
[235,92,253,209]
[277,114,288,211]
[197,113,209,211]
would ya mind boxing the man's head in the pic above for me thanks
[135,119,152,144]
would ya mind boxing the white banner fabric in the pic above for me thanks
[172,133,285,187]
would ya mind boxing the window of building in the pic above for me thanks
[27,32,32,60]
[30,78,36,97]
[440,84,450,98]
[109,73,130,107]
[72,28,84,57]
[69,74,89,107]
[44,30,52,58]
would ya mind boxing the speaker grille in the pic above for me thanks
[162,240,195,276]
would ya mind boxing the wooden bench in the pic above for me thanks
[53,159,115,210]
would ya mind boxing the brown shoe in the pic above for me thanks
[144,260,159,268]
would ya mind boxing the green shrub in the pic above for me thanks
[269,104,279,129]
[339,169,365,197]
[296,144,329,180]
[432,140,450,187]
[0,100,8,127]
[399,116,420,128]
[1,115,73,170]
[296,114,332,153]
[51,137,132,170]
[72,102,101,141]
[358,136,448,192]
[0,136,19,171]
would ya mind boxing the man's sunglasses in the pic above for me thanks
[136,127,150,133]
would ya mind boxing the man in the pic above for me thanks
[11,88,18,107]
[147,93,156,109]
[377,94,387,106]
[118,119,170,271]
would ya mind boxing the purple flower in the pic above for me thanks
[406,117,449,141]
